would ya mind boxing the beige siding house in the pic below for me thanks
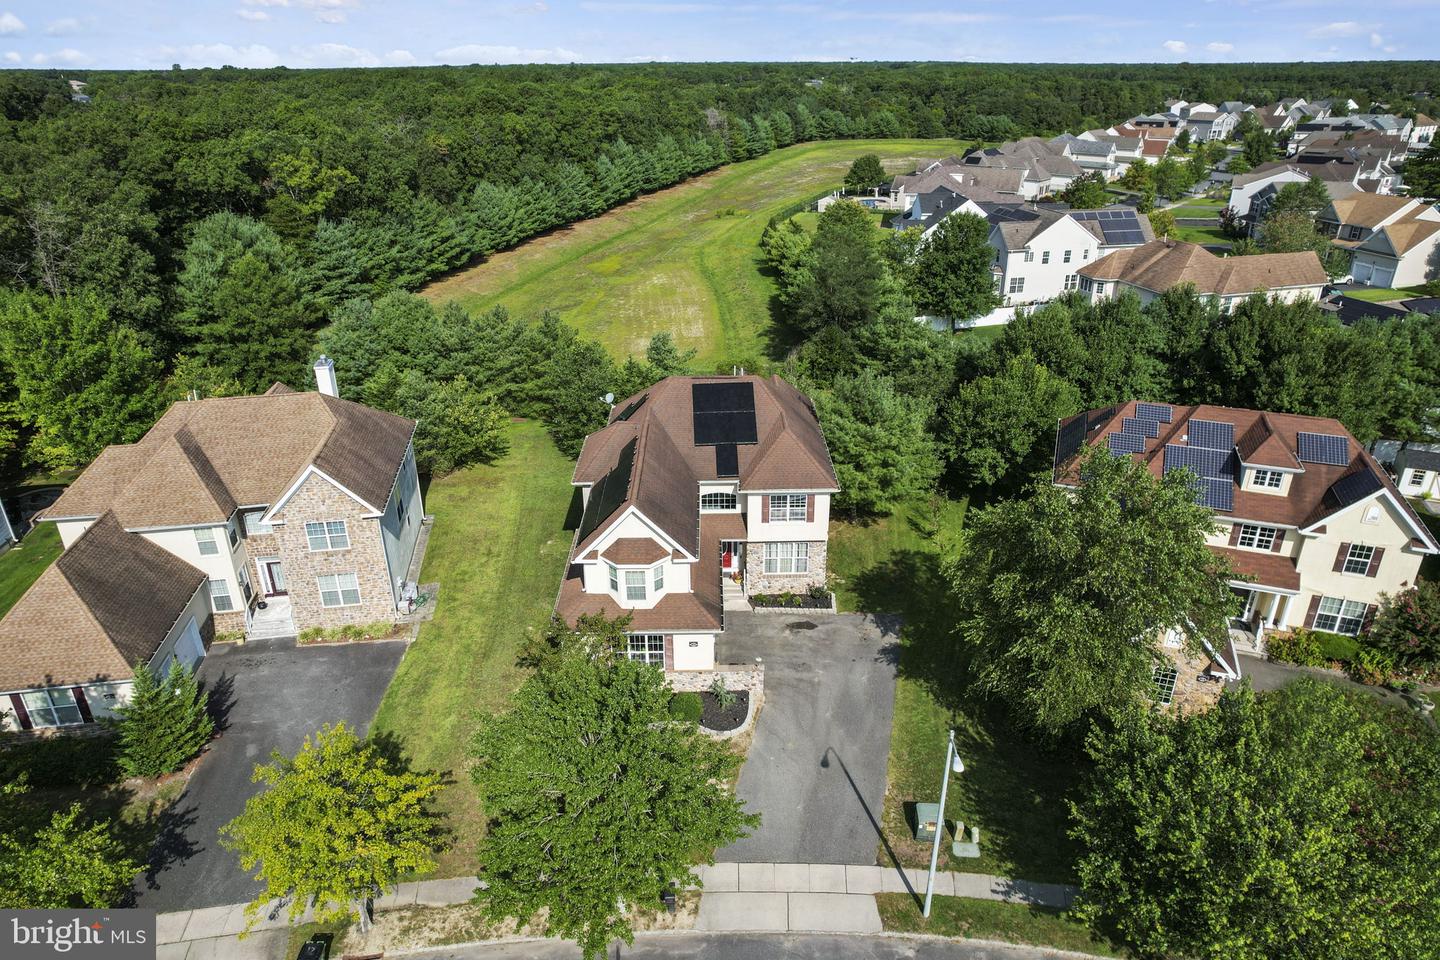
[1077,240,1328,310]
[557,375,838,675]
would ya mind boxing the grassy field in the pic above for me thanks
[877,894,1126,957]
[1173,224,1230,247]
[1344,285,1430,303]
[828,497,1084,886]
[370,420,577,877]
[0,522,62,618]
[421,139,974,370]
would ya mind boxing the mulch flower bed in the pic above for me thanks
[699,691,749,732]
[750,592,833,610]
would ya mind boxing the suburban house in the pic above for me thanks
[557,375,838,673]
[1076,240,1328,310]
[1410,114,1437,153]
[1228,160,1395,237]
[1372,441,1440,501]
[1,359,424,732]
[990,205,1155,306]
[888,160,1024,211]
[1111,123,1176,158]
[889,186,989,236]
[1054,402,1439,668]
[1318,195,1440,287]
[961,139,1084,198]
[1184,110,1237,142]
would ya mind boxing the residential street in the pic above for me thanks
[404,932,1097,959]
[132,636,407,912]
[716,612,900,864]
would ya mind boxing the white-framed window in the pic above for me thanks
[1342,543,1375,575]
[1094,281,1106,294]
[624,569,646,602]
[1041,250,1051,264]
[1152,665,1179,706]
[700,492,738,511]
[1314,596,1367,635]
[1236,524,1279,550]
[607,562,619,592]
[1063,249,1072,263]
[397,493,407,528]
[1406,469,1429,489]
[1362,503,1381,525]
[209,578,235,613]
[1252,469,1284,489]
[227,522,240,550]
[317,573,362,608]
[1063,274,1079,291]
[626,634,665,665]
[22,688,84,728]
[243,511,272,536]
[195,528,220,556]
[1008,276,1026,294]
[305,520,350,551]
[653,565,665,592]
[1023,250,1034,263]
[768,495,807,522]
[763,541,809,575]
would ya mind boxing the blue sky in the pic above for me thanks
[0,0,1433,70]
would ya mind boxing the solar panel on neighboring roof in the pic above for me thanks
[1106,230,1146,244]
[1122,417,1160,438]
[1329,468,1381,507]
[1108,432,1146,455]
[692,382,758,446]
[715,443,739,478]
[1297,431,1349,466]
[576,439,636,543]
[1187,419,1235,451]
[1136,402,1174,423]
[1054,416,1086,467]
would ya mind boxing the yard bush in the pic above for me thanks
[668,693,703,724]
[1265,628,1327,667]
[115,660,214,778]
[0,733,120,790]
[1367,582,1440,668]
[1346,646,1398,687]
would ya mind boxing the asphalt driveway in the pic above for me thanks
[716,611,899,864]
[132,635,407,912]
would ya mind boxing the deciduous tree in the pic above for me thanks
[1058,171,1109,209]
[0,781,138,908]
[843,154,887,192]
[910,212,1003,321]
[813,370,940,515]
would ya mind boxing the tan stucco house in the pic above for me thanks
[557,375,838,674]
[0,359,423,732]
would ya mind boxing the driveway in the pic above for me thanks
[133,635,407,912]
[716,612,899,864]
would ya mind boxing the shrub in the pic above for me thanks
[1266,628,1326,667]
[1347,646,1398,686]
[1367,582,1440,668]
[709,677,738,710]
[668,693,703,723]
[115,660,214,778]
[0,734,120,790]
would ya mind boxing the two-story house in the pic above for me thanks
[556,375,838,673]
[1054,402,1438,659]
[1318,194,1440,288]
[0,359,424,733]
[1076,240,1328,311]
[990,205,1155,306]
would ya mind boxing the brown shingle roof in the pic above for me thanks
[1077,240,1328,296]
[0,514,207,691]
[1214,546,1301,591]
[600,538,671,565]
[46,390,415,527]
[1323,193,1416,229]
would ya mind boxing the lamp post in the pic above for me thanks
[923,728,963,918]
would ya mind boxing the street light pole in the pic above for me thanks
[923,728,959,919]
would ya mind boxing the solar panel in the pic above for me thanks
[1197,477,1235,512]
[1163,443,1235,481]
[1054,416,1086,467]
[614,395,646,422]
[1108,432,1146,455]
[1187,419,1234,451]
[692,381,758,446]
[1136,402,1174,423]
[1329,468,1381,507]
[692,382,755,413]
[1104,230,1146,245]
[1122,417,1160,438]
[576,439,636,543]
[714,443,739,478]
[1297,431,1349,466]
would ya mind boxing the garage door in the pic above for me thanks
[1353,261,1373,284]
[176,617,205,671]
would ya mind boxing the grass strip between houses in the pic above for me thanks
[876,893,1128,958]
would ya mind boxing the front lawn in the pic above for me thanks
[828,497,1084,886]
[0,522,62,617]
[1344,285,1430,303]
[877,894,1127,958]
[370,420,577,877]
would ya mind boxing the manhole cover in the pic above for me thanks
[787,621,818,631]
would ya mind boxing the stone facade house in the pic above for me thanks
[1,359,424,732]
[557,375,838,674]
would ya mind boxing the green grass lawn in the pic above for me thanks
[370,420,577,877]
[1343,285,1431,303]
[1173,224,1231,247]
[1167,197,1225,214]
[421,138,975,371]
[0,523,62,617]
[877,894,1127,958]
[827,498,1084,886]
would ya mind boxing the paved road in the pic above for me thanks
[716,612,900,864]
[133,636,407,912]
[405,932,1097,959]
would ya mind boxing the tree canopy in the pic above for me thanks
[910,212,1004,320]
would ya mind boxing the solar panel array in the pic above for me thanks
[714,443,739,478]
[1198,477,1235,512]
[1072,208,1147,246]
[1297,431,1349,466]
[1122,416,1160,438]
[692,382,758,446]
[1108,432,1146,455]
[1187,419,1235,452]
[1136,402,1174,423]
[1163,442,1237,512]
[1330,468,1381,507]
[1054,416,1086,467]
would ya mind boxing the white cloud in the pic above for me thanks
[162,42,282,68]
[619,54,676,62]
[2,50,18,62]
[44,17,82,35]
[1162,39,1188,53]
[30,48,91,65]
[302,0,359,23]
[385,48,416,64]
[291,42,380,65]
[1307,21,1366,38]
[1206,41,1234,53]
[435,43,579,63]
[237,9,271,20]
[0,11,24,35]
[244,0,291,6]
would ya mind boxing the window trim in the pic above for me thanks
[653,564,665,592]
[243,510,273,536]
[227,522,240,550]
[1152,665,1179,706]
[626,634,665,666]
[195,527,220,556]
[700,491,739,511]
[763,541,810,575]
[1342,543,1375,576]
[607,562,619,593]
[1314,596,1367,635]
[624,569,647,602]
[1251,468,1284,489]
[209,578,235,613]
[1008,275,1026,294]
[768,494,807,523]
[305,519,351,552]
[1236,524,1278,551]
[22,688,84,728]
[1406,469,1428,489]
[317,572,362,608]
[1041,250,1051,264]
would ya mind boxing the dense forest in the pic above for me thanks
[2,60,1439,479]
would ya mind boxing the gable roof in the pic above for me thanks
[1078,240,1328,296]
[1321,193,1416,228]
[46,389,416,528]
[0,514,207,692]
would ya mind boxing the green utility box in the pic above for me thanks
[913,802,941,842]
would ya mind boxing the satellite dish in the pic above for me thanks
[604,393,615,404]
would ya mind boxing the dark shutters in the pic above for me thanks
[1270,530,1285,553]
[1228,524,1242,547]
[1304,595,1322,629]
[662,636,674,672]
[71,687,93,724]
[1363,604,1379,632]
[1366,547,1385,578]
[761,497,770,522]
[805,496,814,523]
[1333,543,1351,573]
[8,694,31,731]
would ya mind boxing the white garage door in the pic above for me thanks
[1352,261,1373,284]
[176,617,206,671]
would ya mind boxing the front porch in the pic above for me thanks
[1228,584,1300,658]
[247,594,296,640]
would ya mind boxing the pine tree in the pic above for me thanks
[115,660,214,779]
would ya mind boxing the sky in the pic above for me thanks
[0,0,1434,70]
